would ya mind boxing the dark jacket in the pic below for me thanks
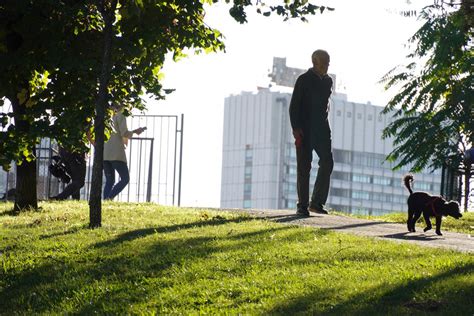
[58,146,86,166]
[289,69,333,143]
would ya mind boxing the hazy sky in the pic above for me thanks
[146,0,432,208]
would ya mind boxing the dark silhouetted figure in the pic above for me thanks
[404,174,462,236]
[50,147,86,200]
[289,49,334,216]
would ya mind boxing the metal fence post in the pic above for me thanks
[146,139,154,202]
[178,114,184,207]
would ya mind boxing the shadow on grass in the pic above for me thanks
[381,232,440,241]
[93,216,255,249]
[0,207,19,216]
[0,206,45,217]
[327,221,386,230]
[0,218,294,314]
[39,225,87,240]
[269,263,474,315]
[74,226,326,314]
[262,214,312,223]
[269,288,339,315]
[4,212,470,315]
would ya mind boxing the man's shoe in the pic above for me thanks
[309,204,329,215]
[296,208,310,217]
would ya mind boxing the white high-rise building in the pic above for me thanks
[220,58,441,215]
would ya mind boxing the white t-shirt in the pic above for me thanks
[104,112,133,162]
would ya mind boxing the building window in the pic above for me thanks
[245,147,252,158]
[332,171,350,181]
[347,112,352,118]
[333,149,352,164]
[333,149,391,168]
[414,182,433,191]
[337,110,342,116]
[287,146,293,158]
[357,113,362,119]
[331,188,350,198]
[244,183,252,196]
[373,176,392,186]
[243,200,251,209]
[245,166,252,176]
[353,152,368,166]
[368,114,373,121]
[287,199,297,209]
[244,146,253,202]
[289,165,297,175]
[352,174,371,183]
[287,182,296,193]
[245,147,253,165]
[393,195,406,204]
[352,191,370,200]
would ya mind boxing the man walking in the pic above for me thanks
[289,49,334,216]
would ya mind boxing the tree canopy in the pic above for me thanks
[381,2,473,172]
[0,1,94,168]
[0,0,334,167]
[0,0,332,215]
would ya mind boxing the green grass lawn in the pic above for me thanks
[334,210,474,234]
[1,202,473,315]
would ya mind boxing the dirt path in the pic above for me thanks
[219,208,474,253]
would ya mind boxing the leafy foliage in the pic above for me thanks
[1,0,331,212]
[0,0,332,171]
[381,4,473,172]
[229,0,334,23]
[0,1,101,170]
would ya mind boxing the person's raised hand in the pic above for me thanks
[135,127,147,135]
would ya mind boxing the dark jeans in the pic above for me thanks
[103,160,130,200]
[296,131,334,210]
[55,150,86,200]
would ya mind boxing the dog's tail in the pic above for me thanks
[403,174,414,195]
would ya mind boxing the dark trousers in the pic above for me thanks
[296,133,334,210]
[56,152,86,200]
[103,160,130,200]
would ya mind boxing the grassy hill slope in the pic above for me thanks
[1,202,473,315]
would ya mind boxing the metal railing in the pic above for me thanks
[1,114,184,206]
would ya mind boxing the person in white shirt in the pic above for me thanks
[103,105,146,200]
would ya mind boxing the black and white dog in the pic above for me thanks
[404,175,462,235]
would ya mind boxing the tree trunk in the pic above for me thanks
[89,0,117,228]
[465,165,471,212]
[9,93,38,212]
[14,149,38,212]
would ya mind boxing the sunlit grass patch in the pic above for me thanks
[1,201,473,314]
